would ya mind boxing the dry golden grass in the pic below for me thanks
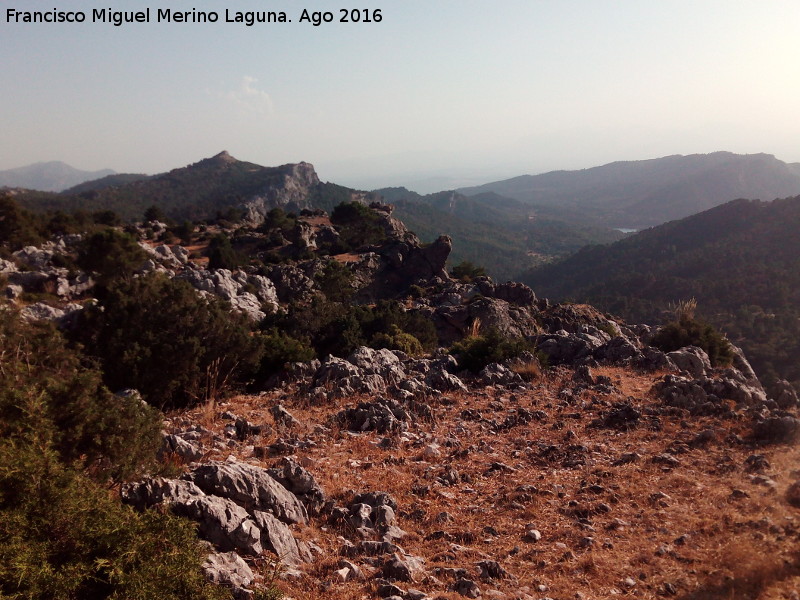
[165,366,800,600]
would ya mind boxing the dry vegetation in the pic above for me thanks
[169,366,800,600]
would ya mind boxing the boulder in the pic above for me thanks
[774,380,799,409]
[252,510,310,566]
[267,456,326,515]
[347,346,406,385]
[181,496,263,555]
[12,245,53,269]
[752,416,800,444]
[203,551,255,591]
[0,258,17,274]
[337,398,411,433]
[667,346,712,378]
[121,477,206,509]
[161,433,204,462]
[189,460,308,524]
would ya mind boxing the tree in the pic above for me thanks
[207,234,246,270]
[75,273,261,409]
[143,204,165,222]
[76,229,147,287]
[0,195,43,250]
[451,260,487,282]
[0,307,161,482]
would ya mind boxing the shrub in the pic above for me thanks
[0,309,161,482]
[75,273,262,409]
[207,234,247,270]
[450,327,533,372]
[76,229,147,287]
[651,315,734,367]
[143,204,165,222]
[450,260,487,282]
[254,329,316,384]
[0,440,230,600]
[371,325,424,356]
[315,260,355,302]
[0,195,43,250]
[330,201,387,249]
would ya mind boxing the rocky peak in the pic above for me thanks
[240,162,321,225]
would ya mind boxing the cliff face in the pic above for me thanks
[241,162,321,224]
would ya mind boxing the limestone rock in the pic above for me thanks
[189,460,308,524]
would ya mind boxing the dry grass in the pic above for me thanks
[165,366,800,600]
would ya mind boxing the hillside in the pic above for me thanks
[13,151,360,224]
[380,187,624,281]
[12,153,623,280]
[2,193,799,600]
[521,196,800,389]
[0,160,115,192]
[459,152,800,229]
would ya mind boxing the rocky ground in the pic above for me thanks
[150,358,800,600]
[4,202,799,599]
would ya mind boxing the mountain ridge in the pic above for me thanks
[0,160,116,192]
[458,151,800,229]
[521,194,800,388]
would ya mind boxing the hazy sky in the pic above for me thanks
[2,0,800,192]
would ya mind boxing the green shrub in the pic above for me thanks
[254,329,316,383]
[330,201,387,249]
[0,309,161,482]
[0,306,235,600]
[0,195,44,250]
[651,315,734,367]
[315,260,355,302]
[207,234,247,270]
[450,260,487,282]
[75,273,262,409]
[0,440,230,600]
[76,229,147,287]
[371,325,424,356]
[450,327,533,372]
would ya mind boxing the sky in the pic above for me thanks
[2,0,800,193]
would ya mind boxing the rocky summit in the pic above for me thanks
[1,193,799,600]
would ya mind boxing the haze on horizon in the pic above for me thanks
[3,0,800,193]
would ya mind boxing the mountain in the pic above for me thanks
[3,188,800,600]
[11,153,621,280]
[62,173,150,194]
[380,187,624,281]
[458,152,800,229]
[521,195,800,388]
[0,161,115,192]
[14,151,361,223]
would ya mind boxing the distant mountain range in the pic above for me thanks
[10,150,800,285]
[522,195,800,388]
[381,187,623,281]
[0,161,115,192]
[459,152,800,229]
[13,151,358,223]
[10,153,622,279]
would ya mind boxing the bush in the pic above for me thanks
[371,325,424,355]
[207,234,246,270]
[450,327,533,372]
[651,315,734,367]
[76,229,147,287]
[450,260,487,282]
[254,329,316,383]
[0,305,237,600]
[0,195,43,250]
[75,273,262,409]
[330,201,387,249]
[0,440,230,600]
[0,309,161,482]
[315,260,355,302]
